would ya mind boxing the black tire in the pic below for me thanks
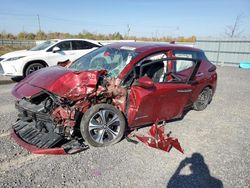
[193,87,212,111]
[80,104,126,147]
[25,62,45,76]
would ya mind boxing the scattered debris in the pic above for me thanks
[129,122,184,154]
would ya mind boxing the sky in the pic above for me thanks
[0,0,250,38]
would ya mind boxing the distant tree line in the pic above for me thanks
[0,30,196,42]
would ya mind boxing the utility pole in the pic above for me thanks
[127,24,130,37]
[37,14,41,32]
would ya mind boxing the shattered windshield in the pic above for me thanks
[69,46,139,77]
[30,40,57,51]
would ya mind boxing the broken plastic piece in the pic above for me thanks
[134,122,184,154]
[57,59,71,67]
[62,139,89,154]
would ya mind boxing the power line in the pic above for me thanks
[127,24,131,37]
[0,12,36,17]
[0,11,181,35]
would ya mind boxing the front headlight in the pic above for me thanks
[5,56,25,62]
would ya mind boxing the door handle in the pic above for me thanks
[177,89,192,93]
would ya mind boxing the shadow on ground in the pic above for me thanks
[167,153,223,188]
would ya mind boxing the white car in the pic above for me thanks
[0,39,101,77]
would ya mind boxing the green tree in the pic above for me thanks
[112,32,123,40]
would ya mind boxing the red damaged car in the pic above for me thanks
[11,42,217,154]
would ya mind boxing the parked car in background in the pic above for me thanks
[11,42,217,154]
[0,39,101,78]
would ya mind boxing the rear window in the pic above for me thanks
[72,41,99,50]
[173,50,197,72]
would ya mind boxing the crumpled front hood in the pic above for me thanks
[12,66,107,101]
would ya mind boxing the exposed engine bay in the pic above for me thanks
[12,70,128,154]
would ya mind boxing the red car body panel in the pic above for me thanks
[127,83,192,127]
[11,42,217,154]
[12,67,107,101]
[12,42,217,128]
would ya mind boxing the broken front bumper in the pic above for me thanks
[12,99,88,154]
[11,129,65,155]
[13,120,64,153]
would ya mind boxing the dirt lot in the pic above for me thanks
[0,66,249,188]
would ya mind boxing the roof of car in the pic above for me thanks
[106,42,201,53]
[51,38,101,46]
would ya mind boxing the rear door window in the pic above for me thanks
[173,50,197,72]
[72,41,99,50]
[56,41,72,51]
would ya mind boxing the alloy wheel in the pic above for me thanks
[88,109,121,144]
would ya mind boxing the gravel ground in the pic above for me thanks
[0,66,249,188]
[0,75,14,85]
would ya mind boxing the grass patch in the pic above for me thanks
[0,45,33,56]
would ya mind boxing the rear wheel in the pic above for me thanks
[25,62,45,76]
[193,87,212,111]
[80,104,126,147]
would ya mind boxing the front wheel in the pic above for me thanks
[25,62,45,76]
[80,104,126,147]
[193,87,212,111]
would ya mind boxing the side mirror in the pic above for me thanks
[135,76,154,88]
[52,46,61,53]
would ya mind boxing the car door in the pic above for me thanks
[46,41,76,66]
[126,57,201,127]
[71,40,99,61]
[172,50,202,106]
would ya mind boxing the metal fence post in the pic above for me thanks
[216,41,221,65]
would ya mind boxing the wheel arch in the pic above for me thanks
[204,84,212,91]
[203,84,214,96]
[23,60,48,76]
[196,84,213,96]
[191,84,213,104]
